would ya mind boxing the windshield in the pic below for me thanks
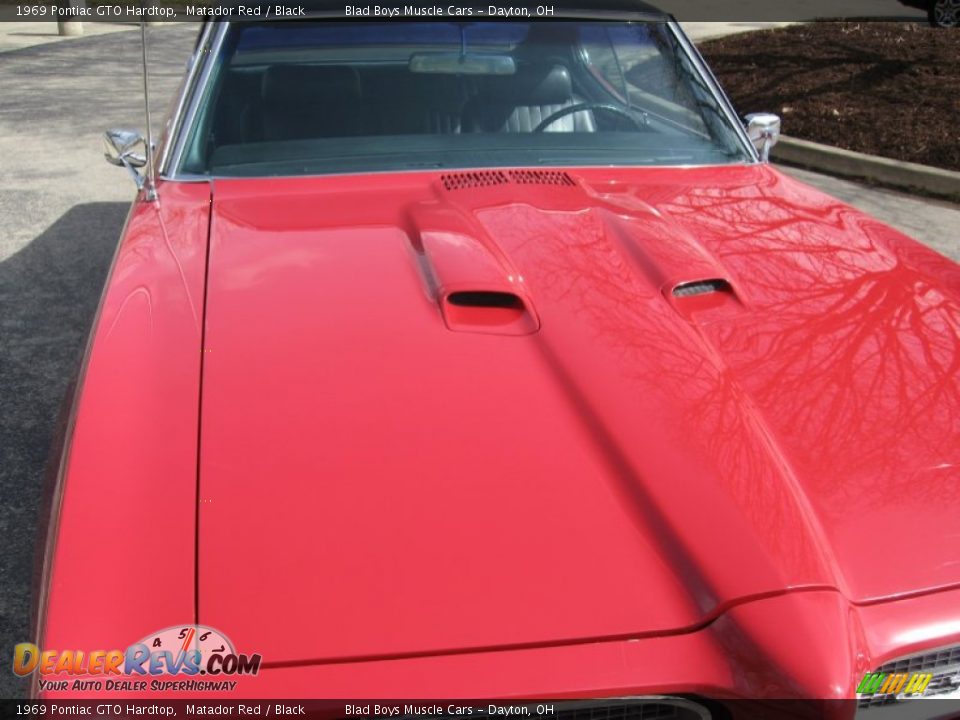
[179,20,752,177]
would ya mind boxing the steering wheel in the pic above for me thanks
[533,102,647,133]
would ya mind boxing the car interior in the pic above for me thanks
[209,60,621,149]
[185,22,745,174]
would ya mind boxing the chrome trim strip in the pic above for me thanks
[201,162,755,182]
[667,19,759,163]
[165,172,215,183]
[157,20,212,177]
[163,20,229,179]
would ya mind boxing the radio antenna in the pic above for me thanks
[140,20,158,202]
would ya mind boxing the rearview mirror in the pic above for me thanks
[410,52,516,76]
[103,128,148,188]
[744,113,781,162]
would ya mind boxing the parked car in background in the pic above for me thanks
[899,0,959,26]
[30,1,960,714]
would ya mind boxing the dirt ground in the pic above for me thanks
[700,22,960,171]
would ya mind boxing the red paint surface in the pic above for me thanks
[40,182,210,656]
[41,164,960,699]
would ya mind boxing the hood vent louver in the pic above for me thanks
[441,170,574,191]
[673,279,732,298]
[441,171,509,191]
[508,170,575,186]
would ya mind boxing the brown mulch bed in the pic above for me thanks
[700,22,960,172]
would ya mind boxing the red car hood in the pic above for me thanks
[199,164,960,665]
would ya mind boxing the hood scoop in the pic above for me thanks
[673,278,733,297]
[595,212,745,322]
[408,204,540,336]
[447,290,525,309]
[442,289,537,335]
[667,277,741,320]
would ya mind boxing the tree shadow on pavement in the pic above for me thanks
[0,202,128,699]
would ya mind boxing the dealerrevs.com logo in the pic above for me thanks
[12,625,261,693]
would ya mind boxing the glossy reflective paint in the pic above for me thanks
[40,182,210,658]
[39,164,960,703]
[195,164,959,667]
[39,585,960,701]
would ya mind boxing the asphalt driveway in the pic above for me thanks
[0,21,957,700]
[0,24,197,699]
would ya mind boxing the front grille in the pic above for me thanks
[858,644,960,708]
[881,646,960,674]
[551,699,708,720]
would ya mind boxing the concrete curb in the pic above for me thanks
[772,135,960,202]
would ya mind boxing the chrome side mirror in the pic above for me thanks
[103,129,148,189]
[744,113,781,162]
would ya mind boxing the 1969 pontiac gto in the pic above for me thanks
[28,1,960,716]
